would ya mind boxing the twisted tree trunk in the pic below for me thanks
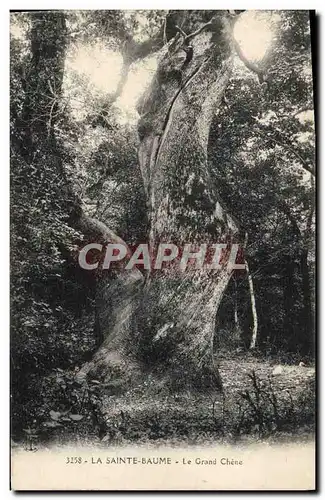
[83,11,242,392]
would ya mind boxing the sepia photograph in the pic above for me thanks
[10,8,316,490]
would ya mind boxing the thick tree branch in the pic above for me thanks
[111,60,131,102]
[175,25,187,38]
[185,21,214,43]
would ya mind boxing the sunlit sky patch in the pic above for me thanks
[66,44,124,94]
[10,22,25,40]
[64,41,157,124]
[117,56,157,119]
[234,11,276,62]
[296,109,314,124]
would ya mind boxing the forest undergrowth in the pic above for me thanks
[13,351,315,450]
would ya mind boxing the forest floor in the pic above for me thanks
[86,352,315,446]
[14,352,315,448]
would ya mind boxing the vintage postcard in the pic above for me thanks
[10,8,316,491]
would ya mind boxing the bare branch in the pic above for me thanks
[111,60,131,102]
[47,97,58,138]
[175,25,187,38]
[293,106,314,118]
[233,39,264,83]
[254,128,315,176]
[185,21,213,43]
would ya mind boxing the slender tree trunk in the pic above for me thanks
[111,60,130,102]
[300,250,313,354]
[234,278,239,328]
[299,177,315,355]
[246,260,258,349]
[282,256,295,350]
[232,277,243,347]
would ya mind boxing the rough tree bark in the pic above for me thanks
[83,11,242,392]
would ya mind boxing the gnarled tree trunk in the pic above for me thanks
[83,11,242,392]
